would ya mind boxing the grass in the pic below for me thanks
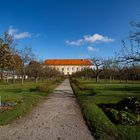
[77,78,140,84]
[0,78,64,125]
[70,78,140,140]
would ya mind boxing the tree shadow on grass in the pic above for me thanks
[108,87,140,92]
[78,90,97,97]
[2,88,29,93]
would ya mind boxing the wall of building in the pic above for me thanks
[49,65,93,75]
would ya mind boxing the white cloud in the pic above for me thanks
[66,39,83,46]
[87,46,94,51]
[14,32,31,39]
[8,26,18,35]
[84,34,114,43]
[66,34,114,46]
[87,46,99,52]
[8,26,31,39]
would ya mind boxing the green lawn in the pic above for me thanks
[70,78,140,140]
[0,79,63,125]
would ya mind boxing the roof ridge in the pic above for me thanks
[44,59,92,65]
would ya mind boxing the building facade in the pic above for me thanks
[44,59,93,75]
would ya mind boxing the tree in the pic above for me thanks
[19,46,35,85]
[13,54,23,70]
[0,43,14,82]
[12,54,23,83]
[102,59,115,83]
[119,20,140,63]
[0,32,19,83]
[3,31,17,53]
[72,68,94,79]
[26,60,41,83]
[91,57,103,83]
[41,66,62,81]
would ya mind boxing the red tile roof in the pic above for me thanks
[44,59,92,66]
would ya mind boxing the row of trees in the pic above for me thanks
[73,57,140,84]
[0,32,62,84]
[1,19,140,84]
[73,19,140,83]
[91,58,140,83]
[26,61,62,83]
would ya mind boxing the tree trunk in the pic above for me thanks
[125,75,128,83]
[112,76,114,81]
[126,78,128,83]
[96,75,99,83]
[120,76,122,83]
[12,69,15,84]
[21,76,24,85]
[6,75,9,83]
[35,77,38,83]
[109,75,112,84]
[21,67,25,85]
[0,69,4,82]
[104,75,107,82]
[132,75,135,81]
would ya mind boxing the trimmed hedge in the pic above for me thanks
[70,81,129,140]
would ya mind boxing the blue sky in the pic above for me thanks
[0,0,140,60]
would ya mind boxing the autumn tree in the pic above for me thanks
[12,54,23,82]
[41,66,62,81]
[0,32,20,83]
[26,60,41,83]
[0,43,14,82]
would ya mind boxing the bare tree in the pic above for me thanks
[91,57,103,83]
[3,31,17,53]
[19,46,35,85]
[102,59,115,83]
[119,20,140,63]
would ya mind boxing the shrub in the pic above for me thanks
[106,109,140,125]
[35,84,50,92]
[118,97,140,114]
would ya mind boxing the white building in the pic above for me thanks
[44,59,93,75]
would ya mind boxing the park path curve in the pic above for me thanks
[0,79,94,140]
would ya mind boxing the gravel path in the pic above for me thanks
[0,79,94,140]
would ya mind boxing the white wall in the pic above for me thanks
[51,65,93,75]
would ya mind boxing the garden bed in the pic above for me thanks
[0,101,20,112]
[99,97,140,125]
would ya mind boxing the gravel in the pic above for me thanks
[0,79,94,140]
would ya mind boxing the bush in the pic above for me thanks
[70,81,126,140]
[35,84,50,92]
[107,109,140,125]
[70,79,140,140]
[118,97,140,114]
[80,102,124,140]
[70,78,89,90]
